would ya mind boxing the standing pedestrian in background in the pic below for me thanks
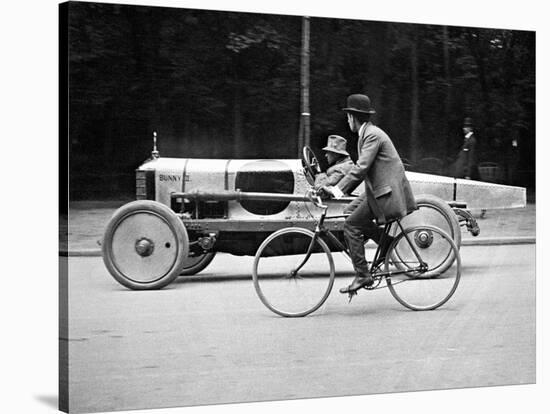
[454,117,479,180]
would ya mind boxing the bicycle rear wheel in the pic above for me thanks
[253,228,335,317]
[386,225,461,311]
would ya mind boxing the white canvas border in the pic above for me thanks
[1,0,546,413]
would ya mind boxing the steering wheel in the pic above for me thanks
[302,145,322,185]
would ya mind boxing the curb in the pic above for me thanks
[59,236,536,257]
[60,250,102,257]
[461,236,536,246]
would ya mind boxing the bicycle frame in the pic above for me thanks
[297,204,428,281]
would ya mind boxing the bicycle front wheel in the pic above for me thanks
[253,228,335,317]
[386,225,461,311]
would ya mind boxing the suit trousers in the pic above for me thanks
[343,193,384,274]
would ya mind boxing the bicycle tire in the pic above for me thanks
[253,227,335,317]
[386,225,461,311]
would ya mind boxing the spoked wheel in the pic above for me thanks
[390,194,460,276]
[385,225,461,311]
[102,200,189,290]
[301,145,322,185]
[179,251,216,276]
[253,227,335,317]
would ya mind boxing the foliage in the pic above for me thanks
[66,3,535,198]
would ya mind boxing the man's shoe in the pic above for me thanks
[339,273,374,294]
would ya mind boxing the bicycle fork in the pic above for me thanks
[289,226,322,278]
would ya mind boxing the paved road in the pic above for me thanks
[63,244,535,413]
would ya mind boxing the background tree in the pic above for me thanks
[65,3,535,199]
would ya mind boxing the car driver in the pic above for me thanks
[314,135,354,190]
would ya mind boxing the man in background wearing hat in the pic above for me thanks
[323,94,417,294]
[454,117,478,180]
[314,135,354,189]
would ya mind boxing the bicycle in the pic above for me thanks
[252,190,461,317]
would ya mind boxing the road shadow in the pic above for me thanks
[34,394,58,409]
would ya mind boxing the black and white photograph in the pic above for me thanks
[3,0,549,413]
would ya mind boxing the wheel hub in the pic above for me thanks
[135,237,155,257]
[414,230,433,248]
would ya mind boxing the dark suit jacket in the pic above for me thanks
[454,133,478,179]
[336,122,417,223]
[314,156,354,189]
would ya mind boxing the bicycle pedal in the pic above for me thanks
[368,277,381,289]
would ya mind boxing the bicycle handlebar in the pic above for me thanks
[305,189,329,210]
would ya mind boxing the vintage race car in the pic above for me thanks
[102,135,526,290]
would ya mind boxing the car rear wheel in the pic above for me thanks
[389,194,460,276]
[391,194,461,247]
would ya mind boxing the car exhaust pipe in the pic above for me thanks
[171,189,317,203]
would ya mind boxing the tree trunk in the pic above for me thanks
[366,23,389,122]
[233,85,244,157]
[409,29,420,163]
[467,30,491,122]
[443,26,452,158]
[299,16,311,155]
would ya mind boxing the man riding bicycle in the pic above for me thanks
[323,94,417,294]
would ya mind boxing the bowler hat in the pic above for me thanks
[342,94,376,114]
[322,135,350,156]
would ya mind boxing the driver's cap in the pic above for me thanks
[322,135,349,156]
